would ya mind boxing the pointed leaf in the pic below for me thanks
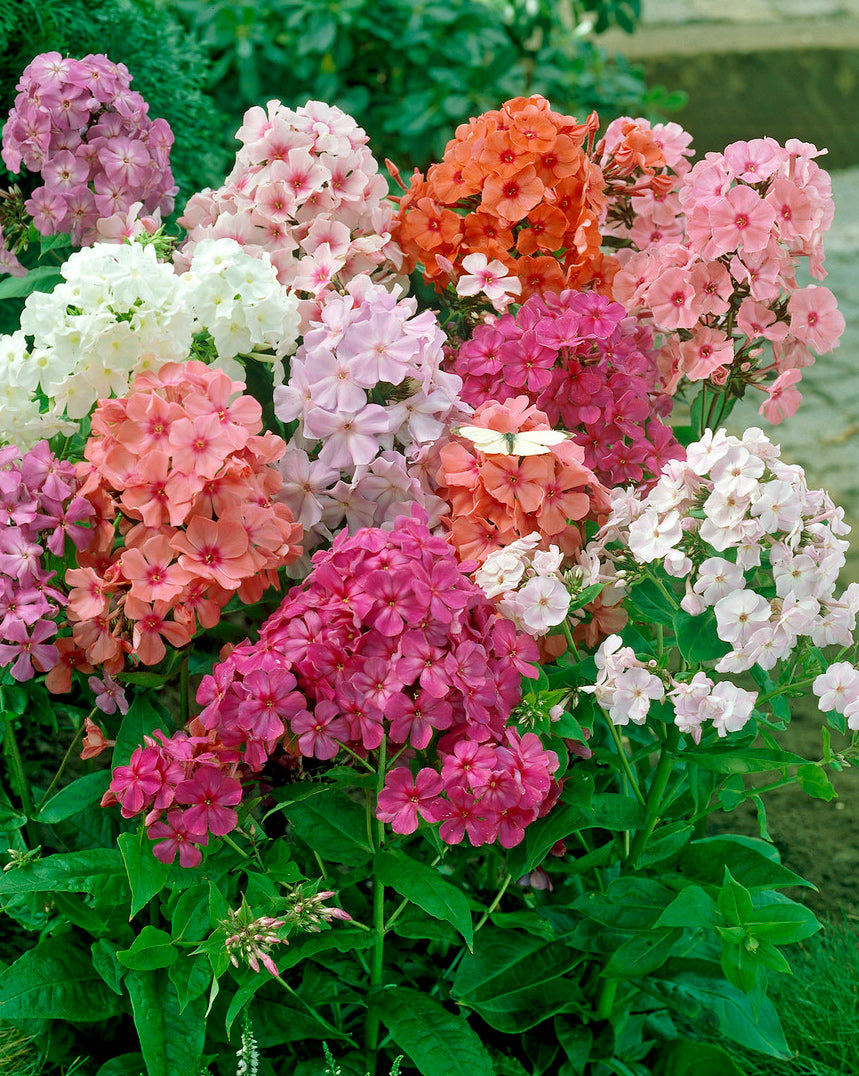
[0,936,123,1021]
[375,850,473,948]
[126,968,206,1076]
[377,986,493,1076]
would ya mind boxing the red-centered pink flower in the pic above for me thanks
[759,368,802,424]
[148,809,209,868]
[363,569,424,636]
[168,414,230,479]
[120,536,187,604]
[110,745,163,816]
[290,700,349,759]
[170,515,251,591]
[481,454,553,513]
[174,766,243,837]
[386,691,452,749]
[432,785,495,846]
[125,599,192,666]
[787,285,845,352]
[441,740,498,791]
[646,267,700,330]
[237,668,302,739]
[0,620,58,681]
[66,566,110,620]
[708,184,777,256]
[376,766,443,834]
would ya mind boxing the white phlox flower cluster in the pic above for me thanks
[0,238,301,448]
[813,661,859,731]
[475,537,571,637]
[603,427,859,676]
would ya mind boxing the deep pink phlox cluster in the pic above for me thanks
[275,277,461,548]
[105,722,243,868]
[176,99,402,329]
[0,441,93,681]
[612,136,843,420]
[449,288,682,487]
[1,52,175,246]
[191,511,559,852]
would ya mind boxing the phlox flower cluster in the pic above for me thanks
[188,512,560,851]
[612,136,842,421]
[812,662,859,731]
[475,536,571,638]
[0,238,300,449]
[1,52,175,248]
[176,99,402,329]
[448,288,682,487]
[393,94,612,301]
[592,428,859,712]
[273,277,460,550]
[66,361,302,677]
[584,634,757,743]
[435,396,610,565]
[0,442,92,682]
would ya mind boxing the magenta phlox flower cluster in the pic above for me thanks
[275,277,462,549]
[1,52,175,246]
[0,441,93,681]
[589,428,859,739]
[449,288,682,487]
[612,137,842,421]
[176,99,402,330]
[189,511,559,853]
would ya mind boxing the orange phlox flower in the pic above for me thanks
[434,396,608,566]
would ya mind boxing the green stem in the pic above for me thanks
[364,738,387,1062]
[179,652,190,728]
[605,717,647,807]
[385,855,441,931]
[275,975,355,1047]
[628,728,680,867]
[473,873,512,934]
[3,714,32,817]
[36,710,97,810]
[561,618,580,661]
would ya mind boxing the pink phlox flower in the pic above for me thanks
[289,699,349,759]
[88,674,129,715]
[0,619,58,681]
[110,745,164,817]
[174,766,243,837]
[376,766,444,834]
[147,809,208,868]
[707,183,777,256]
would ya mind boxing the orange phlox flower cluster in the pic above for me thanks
[392,95,615,302]
[66,361,303,674]
[435,397,610,565]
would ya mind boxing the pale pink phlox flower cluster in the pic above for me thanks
[475,536,571,638]
[612,137,843,421]
[597,116,694,253]
[812,662,859,731]
[599,427,859,685]
[274,277,460,550]
[454,252,522,313]
[1,52,175,247]
[191,511,560,852]
[176,99,403,330]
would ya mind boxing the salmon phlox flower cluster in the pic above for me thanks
[393,94,613,301]
[67,360,302,677]
[435,396,610,565]
[449,288,682,487]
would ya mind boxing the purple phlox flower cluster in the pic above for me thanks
[1,51,175,247]
[449,287,682,488]
[274,277,463,552]
[0,442,93,682]
[192,510,560,851]
[586,427,859,739]
[612,137,842,417]
[176,99,403,331]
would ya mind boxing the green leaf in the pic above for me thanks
[375,850,473,949]
[0,265,63,300]
[36,770,112,823]
[0,935,123,1021]
[721,937,760,994]
[278,928,373,970]
[169,883,211,944]
[627,578,677,626]
[0,849,128,902]
[572,877,673,931]
[679,835,814,891]
[672,609,730,663]
[51,891,109,936]
[637,823,694,867]
[718,869,754,925]
[117,925,178,971]
[687,747,806,774]
[655,886,720,930]
[126,968,206,1076]
[287,788,373,865]
[378,986,493,1076]
[746,900,820,944]
[224,971,269,1037]
[603,927,683,978]
[113,694,169,767]
[796,764,836,801]
[95,1054,146,1076]
[169,954,212,1014]
[91,939,125,996]
[118,828,171,917]
[453,929,585,1033]
[658,1041,746,1076]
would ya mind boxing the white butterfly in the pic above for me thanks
[455,425,570,456]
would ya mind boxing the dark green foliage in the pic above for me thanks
[0,0,228,205]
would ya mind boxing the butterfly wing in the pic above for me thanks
[510,430,570,456]
[455,425,512,454]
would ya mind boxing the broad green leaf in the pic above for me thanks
[626,578,677,626]
[118,828,171,917]
[655,886,720,930]
[378,986,493,1076]
[279,928,373,970]
[796,764,836,801]
[390,909,458,945]
[375,849,473,948]
[572,877,673,931]
[37,770,112,823]
[658,1041,746,1076]
[51,891,109,936]
[113,694,169,767]
[603,927,683,978]
[91,938,125,996]
[169,954,212,1014]
[746,900,820,944]
[0,935,123,1021]
[453,929,585,1033]
[672,609,730,663]
[718,869,754,925]
[169,883,211,944]
[0,265,62,299]
[126,968,206,1076]
[0,848,127,902]
[637,823,694,868]
[721,937,760,994]
[95,1054,146,1076]
[687,747,806,774]
[287,788,373,865]
[225,971,269,1036]
[117,925,178,970]
[679,835,814,891]
[39,232,72,255]
[489,911,554,941]
[554,1016,592,1074]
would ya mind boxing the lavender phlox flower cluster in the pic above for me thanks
[274,277,462,550]
[0,442,93,681]
[587,427,859,739]
[449,288,681,488]
[176,99,403,330]
[1,52,175,247]
[0,237,300,448]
